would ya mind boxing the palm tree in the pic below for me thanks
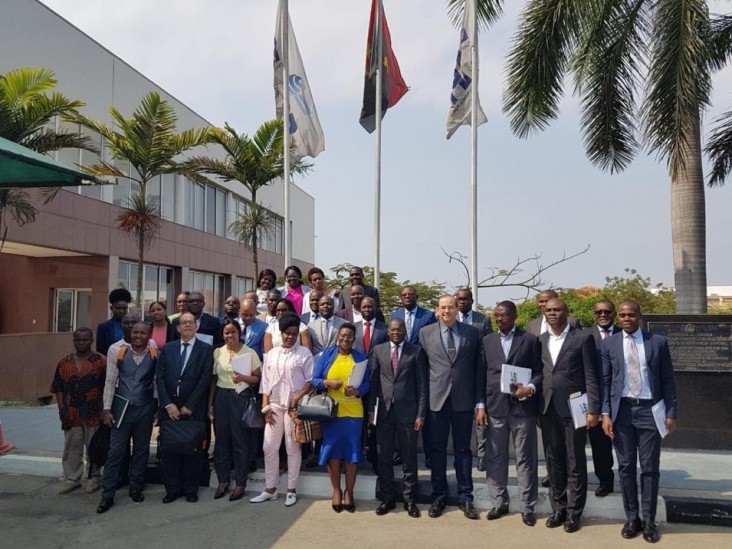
[73,91,210,311]
[498,0,728,314]
[0,67,92,250]
[184,120,310,277]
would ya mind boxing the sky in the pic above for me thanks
[37,0,732,305]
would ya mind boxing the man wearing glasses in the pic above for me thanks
[172,291,223,347]
[168,292,190,322]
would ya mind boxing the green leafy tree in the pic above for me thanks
[500,0,732,314]
[74,91,210,311]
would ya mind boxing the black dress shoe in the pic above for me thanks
[392,453,403,466]
[541,475,551,488]
[595,485,614,497]
[185,494,198,503]
[459,501,479,520]
[404,500,420,518]
[545,511,567,528]
[96,498,114,514]
[428,500,446,518]
[476,456,486,472]
[642,521,660,543]
[375,501,396,516]
[486,505,509,520]
[564,517,581,533]
[522,512,537,526]
[622,517,643,539]
[162,493,179,504]
[129,486,144,503]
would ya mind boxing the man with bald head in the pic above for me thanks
[239,298,267,361]
[336,284,365,323]
[301,290,323,324]
[539,298,600,533]
[527,290,581,336]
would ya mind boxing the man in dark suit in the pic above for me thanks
[455,288,493,471]
[526,290,581,336]
[354,297,388,357]
[96,288,132,356]
[584,300,620,497]
[335,284,364,323]
[156,312,214,503]
[172,291,223,347]
[483,301,542,527]
[239,298,267,361]
[601,300,677,543]
[419,295,486,520]
[391,286,437,345]
[258,289,280,325]
[308,295,345,356]
[539,298,600,533]
[300,290,323,324]
[340,265,381,310]
[369,318,427,518]
[220,295,240,325]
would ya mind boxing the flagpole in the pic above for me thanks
[373,0,383,291]
[469,0,479,309]
[282,0,292,269]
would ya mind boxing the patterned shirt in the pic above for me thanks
[50,352,107,430]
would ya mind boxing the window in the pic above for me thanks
[235,277,254,298]
[161,174,176,221]
[188,270,225,316]
[205,185,216,234]
[118,260,173,312]
[53,289,91,332]
[216,188,226,236]
[147,175,161,215]
[228,197,284,254]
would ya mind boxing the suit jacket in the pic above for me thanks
[241,318,267,361]
[300,311,319,324]
[583,324,621,405]
[96,317,122,355]
[601,329,678,421]
[391,306,437,345]
[418,321,485,413]
[539,326,600,418]
[462,310,493,338]
[368,340,428,424]
[172,313,223,347]
[156,339,214,421]
[527,315,581,337]
[353,319,388,357]
[483,328,542,417]
[340,283,381,311]
[307,315,346,356]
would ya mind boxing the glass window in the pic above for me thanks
[112,159,131,207]
[147,175,161,215]
[161,174,175,221]
[194,182,204,230]
[205,185,216,234]
[118,261,130,289]
[235,277,254,297]
[216,188,226,236]
[53,289,91,332]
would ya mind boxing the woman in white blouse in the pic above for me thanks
[250,314,314,507]
[263,298,311,352]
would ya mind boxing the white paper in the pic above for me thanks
[372,397,379,427]
[652,399,668,438]
[500,364,532,394]
[195,333,214,345]
[348,359,369,390]
[232,353,252,394]
[568,393,589,430]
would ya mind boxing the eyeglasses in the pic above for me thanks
[594,309,613,316]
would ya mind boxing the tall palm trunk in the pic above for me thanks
[251,189,259,279]
[671,114,707,313]
[137,227,145,313]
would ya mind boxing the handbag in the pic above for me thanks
[158,418,207,455]
[88,424,111,467]
[296,389,338,421]
[240,389,265,429]
[291,418,322,443]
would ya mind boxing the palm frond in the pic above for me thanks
[704,107,732,186]
[706,13,732,71]
[228,202,277,245]
[447,0,504,30]
[22,130,95,154]
[0,188,38,226]
[116,192,161,250]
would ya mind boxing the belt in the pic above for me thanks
[620,397,653,406]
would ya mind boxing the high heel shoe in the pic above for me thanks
[332,490,343,513]
[214,484,229,500]
[229,486,246,501]
[343,490,355,513]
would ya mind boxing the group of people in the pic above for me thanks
[50,268,677,543]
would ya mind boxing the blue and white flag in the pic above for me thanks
[274,0,325,160]
[446,0,487,139]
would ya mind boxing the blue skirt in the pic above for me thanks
[318,417,363,465]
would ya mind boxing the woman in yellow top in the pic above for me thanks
[208,318,261,501]
[312,323,370,513]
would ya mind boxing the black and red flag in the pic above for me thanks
[359,0,409,133]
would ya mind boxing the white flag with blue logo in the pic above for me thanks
[274,0,325,160]
[446,0,487,139]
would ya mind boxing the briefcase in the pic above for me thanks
[158,418,207,455]
[296,390,338,421]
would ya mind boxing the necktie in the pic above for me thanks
[313,312,319,321]
[626,335,642,396]
[461,313,469,324]
[391,345,399,375]
[446,327,456,362]
[601,329,609,340]
[364,321,371,351]
[406,311,413,337]
[321,318,328,343]
[180,342,190,373]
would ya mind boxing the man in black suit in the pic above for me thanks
[455,288,493,472]
[300,290,323,324]
[220,295,240,326]
[172,291,223,347]
[369,318,427,518]
[526,290,581,336]
[354,297,388,357]
[419,295,486,520]
[483,301,542,527]
[340,265,381,311]
[539,298,599,533]
[96,288,131,356]
[601,300,677,543]
[584,300,619,497]
[156,312,214,503]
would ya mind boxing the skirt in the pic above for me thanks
[318,417,363,465]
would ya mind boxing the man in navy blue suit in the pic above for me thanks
[239,298,267,361]
[96,288,132,355]
[171,291,223,347]
[391,286,436,345]
[601,300,677,544]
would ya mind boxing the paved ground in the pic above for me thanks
[0,474,729,549]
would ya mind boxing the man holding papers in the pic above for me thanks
[539,298,600,533]
[601,300,677,543]
[482,301,542,526]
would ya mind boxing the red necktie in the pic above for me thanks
[364,321,371,351]
[391,344,399,375]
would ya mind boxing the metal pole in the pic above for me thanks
[283,0,292,269]
[469,0,479,309]
[373,1,383,291]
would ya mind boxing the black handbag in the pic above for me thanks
[158,418,207,455]
[296,390,338,421]
[88,424,110,467]
[240,389,265,429]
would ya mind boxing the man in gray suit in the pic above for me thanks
[369,318,427,518]
[482,301,542,527]
[307,295,345,356]
[419,295,486,520]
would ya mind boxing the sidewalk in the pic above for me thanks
[1,406,730,525]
